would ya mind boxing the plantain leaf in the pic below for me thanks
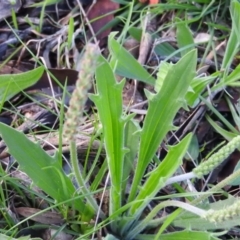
[128,50,197,202]
[176,18,194,57]
[173,197,240,231]
[89,55,129,219]
[0,123,90,215]
[0,66,44,103]
[186,75,215,107]
[231,161,240,186]
[122,119,141,193]
[137,230,221,240]
[155,61,173,92]
[185,134,199,161]
[128,133,192,218]
[224,64,240,86]
[109,33,155,85]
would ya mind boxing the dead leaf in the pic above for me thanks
[0,0,22,20]
[0,62,79,91]
[15,207,64,224]
[194,33,215,44]
[27,68,78,91]
[86,0,119,46]
[139,0,159,4]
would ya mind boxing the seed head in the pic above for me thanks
[63,44,100,141]
[193,136,240,178]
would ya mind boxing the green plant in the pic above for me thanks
[0,66,44,104]
[1,0,240,239]
[0,28,238,240]
[0,37,227,239]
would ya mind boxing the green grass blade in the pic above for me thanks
[231,0,240,44]
[221,0,240,71]
[223,64,240,87]
[128,50,197,202]
[67,16,74,49]
[200,96,238,134]
[206,115,238,141]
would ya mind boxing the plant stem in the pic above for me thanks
[154,168,240,238]
[165,172,195,185]
[70,140,105,219]
[126,200,206,239]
